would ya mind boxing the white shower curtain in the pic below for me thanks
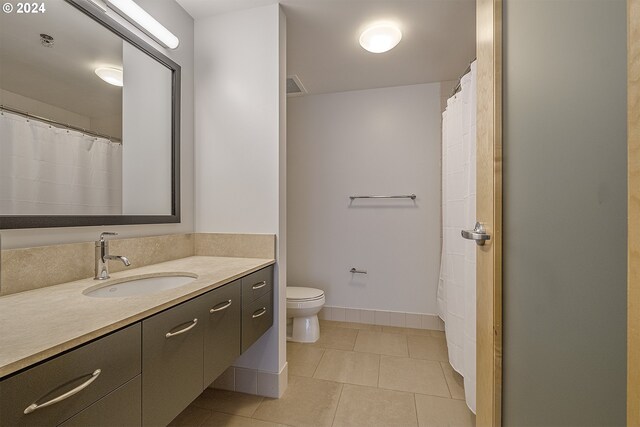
[0,111,123,215]
[437,61,477,413]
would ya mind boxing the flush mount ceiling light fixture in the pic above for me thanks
[104,0,179,49]
[359,22,402,53]
[95,67,124,86]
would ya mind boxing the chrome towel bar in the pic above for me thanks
[349,194,416,201]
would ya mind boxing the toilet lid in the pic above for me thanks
[287,286,324,301]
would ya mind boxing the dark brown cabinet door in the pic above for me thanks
[142,297,205,427]
[203,280,242,387]
[241,266,274,304]
[242,291,274,353]
[59,376,141,427]
[0,324,141,427]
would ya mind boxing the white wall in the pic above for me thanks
[287,83,441,315]
[194,4,287,385]
[0,88,91,130]
[122,42,172,215]
[0,0,194,248]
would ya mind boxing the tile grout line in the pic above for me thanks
[413,393,420,427]
[247,396,264,418]
[438,360,453,399]
[330,383,345,427]
[311,348,326,378]
[376,353,381,388]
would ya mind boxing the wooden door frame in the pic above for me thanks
[628,0,639,425]
[476,0,502,425]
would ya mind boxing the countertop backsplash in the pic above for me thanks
[0,233,275,296]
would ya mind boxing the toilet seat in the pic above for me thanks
[286,287,324,302]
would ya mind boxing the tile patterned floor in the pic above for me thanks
[171,320,475,427]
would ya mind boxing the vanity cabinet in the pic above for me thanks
[142,296,206,427]
[0,265,274,427]
[203,279,242,386]
[241,266,274,352]
[0,324,141,427]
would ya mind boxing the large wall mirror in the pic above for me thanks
[0,0,180,229]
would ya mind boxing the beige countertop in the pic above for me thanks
[0,256,275,379]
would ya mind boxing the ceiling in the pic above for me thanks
[0,0,122,119]
[177,0,476,95]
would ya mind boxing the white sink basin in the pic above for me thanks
[83,273,198,298]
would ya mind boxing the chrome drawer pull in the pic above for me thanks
[252,307,267,318]
[24,369,101,415]
[165,318,198,338]
[210,300,232,313]
[252,281,267,290]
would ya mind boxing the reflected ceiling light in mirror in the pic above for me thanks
[105,0,179,49]
[359,22,402,53]
[95,67,123,86]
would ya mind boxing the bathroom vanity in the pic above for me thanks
[0,258,274,427]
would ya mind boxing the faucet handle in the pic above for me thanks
[99,232,118,242]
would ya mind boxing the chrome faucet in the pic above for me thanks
[95,232,131,280]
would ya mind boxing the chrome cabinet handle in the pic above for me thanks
[461,222,492,246]
[165,318,198,338]
[252,307,267,318]
[252,281,267,290]
[210,300,232,313]
[24,369,101,415]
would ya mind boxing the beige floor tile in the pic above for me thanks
[321,320,383,331]
[310,326,358,351]
[252,376,343,427]
[287,342,325,377]
[169,405,212,427]
[440,362,465,400]
[382,326,432,336]
[354,331,409,357]
[313,349,380,387]
[414,394,475,427]
[333,384,418,427]
[192,389,263,417]
[407,335,449,362]
[379,356,450,397]
[429,330,446,339]
[202,412,287,427]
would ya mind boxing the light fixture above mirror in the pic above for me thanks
[104,0,180,49]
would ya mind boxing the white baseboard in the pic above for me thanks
[212,362,288,398]
[319,306,444,331]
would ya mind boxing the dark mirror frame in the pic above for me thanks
[0,0,181,229]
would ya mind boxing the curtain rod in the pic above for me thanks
[0,105,122,143]
[450,58,477,98]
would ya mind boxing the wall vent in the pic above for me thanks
[287,75,307,97]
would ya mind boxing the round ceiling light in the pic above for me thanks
[95,67,123,87]
[359,22,402,53]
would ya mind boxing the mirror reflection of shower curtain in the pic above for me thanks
[0,112,122,215]
[437,61,477,414]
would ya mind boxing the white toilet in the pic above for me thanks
[286,287,325,343]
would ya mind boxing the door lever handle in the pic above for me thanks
[461,222,491,246]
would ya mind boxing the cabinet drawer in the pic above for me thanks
[203,280,242,386]
[59,376,141,427]
[0,324,141,427]
[142,296,205,427]
[242,266,274,304]
[242,291,273,353]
